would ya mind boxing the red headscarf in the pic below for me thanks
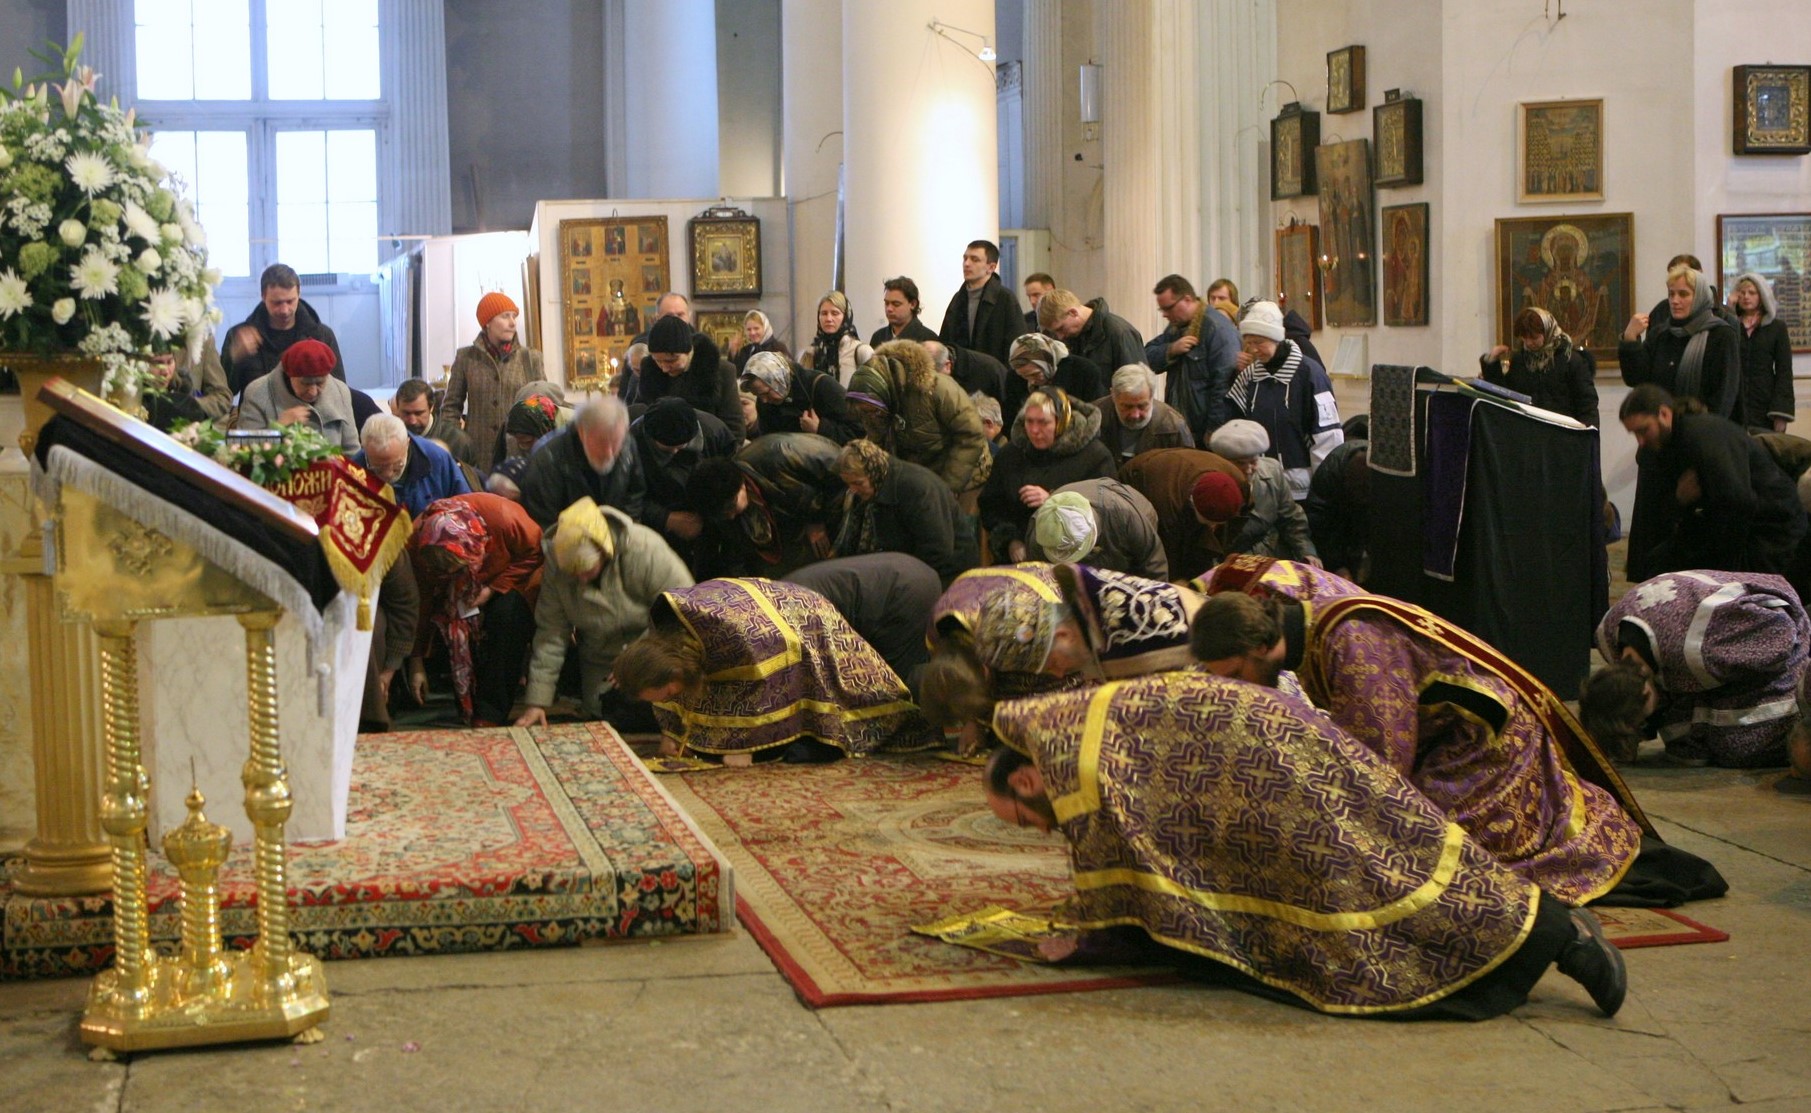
[415,499,490,720]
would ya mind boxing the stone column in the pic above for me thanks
[1098,2,1157,337]
[65,1,134,98]
[1020,0,1063,232]
[379,0,453,251]
[621,0,721,199]
[1200,0,1277,300]
[1153,0,1202,288]
[781,0,845,351]
[843,0,999,343]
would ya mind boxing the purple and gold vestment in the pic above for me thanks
[1298,594,1642,905]
[652,578,937,756]
[992,672,1542,1015]
[1596,570,1808,766]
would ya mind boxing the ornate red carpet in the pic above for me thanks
[1,724,732,980]
[659,754,1167,1006]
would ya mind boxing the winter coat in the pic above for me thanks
[1116,447,1250,582]
[1064,298,1145,378]
[1734,274,1795,430]
[863,341,994,495]
[352,434,472,517]
[1026,476,1169,580]
[220,296,345,395]
[1226,339,1344,501]
[637,332,745,439]
[938,273,1029,368]
[632,409,738,535]
[869,317,938,348]
[950,345,1011,407]
[836,456,963,583]
[697,433,846,578]
[1480,342,1600,428]
[1636,411,1805,579]
[756,364,863,444]
[1620,312,1741,419]
[236,366,361,451]
[803,333,874,388]
[1003,354,1105,431]
[443,336,546,468]
[524,505,693,711]
[979,397,1117,553]
[1226,456,1318,562]
[1094,395,1194,461]
[519,424,649,529]
[1146,306,1242,442]
[1305,439,1369,580]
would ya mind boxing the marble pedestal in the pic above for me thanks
[141,595,370,846]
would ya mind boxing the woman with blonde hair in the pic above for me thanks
[801,290,873,386]
[731,309,789,373]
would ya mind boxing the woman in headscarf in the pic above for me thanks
[409,492,543,725]
[515,497,693,731]
[1729,272,1795,432]
[502,393,562,459]
[801,291,874,387]
[1003,333,1104,430]
[832,437,964,583]
[731,309,789,373]
[919,563,1203,751]
[845,340,993,501]
[1619,263,1740,419]
[1619,263,1742,582]
[739,350,862,444]
[612,577,939,765]
[979,387,1117,563]
[1481,306,1600,428]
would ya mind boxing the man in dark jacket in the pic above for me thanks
[924,339,1008,407]
[355,413,471,517]
[1037,288,1146,374]
[220,263,347,395]
[632,397,737,555]
[1095,363,1194,461]
[1145,274,1241,443]
[1621,386,1807,582]
[685,432,846,578]
[785,553,943,694]
[639,315,745,439]
[871,276,940,346]
[520,397,648,528]
[938,239,1029,367]
[832,439,964,583]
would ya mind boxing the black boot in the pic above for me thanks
[1555,907,1628,1017]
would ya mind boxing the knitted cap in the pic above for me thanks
[282,338,336,380]
[477,292,518,328]
[1208,419,1270,460]
[648,314,694,354]
[1239,300,1285,342]
[1190,470,1244,522]
[641,397,700,447]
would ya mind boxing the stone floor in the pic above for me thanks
[1,750,1806,1113]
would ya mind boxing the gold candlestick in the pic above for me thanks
[160,784,233,1003]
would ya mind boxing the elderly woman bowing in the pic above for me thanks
[515,497,693,731]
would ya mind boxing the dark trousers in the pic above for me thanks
[472,590,535,723]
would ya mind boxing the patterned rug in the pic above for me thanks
[1,723,732,981]
[659,754,1169,1007]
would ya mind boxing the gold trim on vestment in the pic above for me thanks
[1069,821,1470,931]
[654,697,920,753]
[1051,683,1116,823]
[666,578,805,681]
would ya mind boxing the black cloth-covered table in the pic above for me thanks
[1367,382,1607,695]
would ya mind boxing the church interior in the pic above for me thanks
[2,2,1809,1110]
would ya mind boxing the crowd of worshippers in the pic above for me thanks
[127,243,1811,1022]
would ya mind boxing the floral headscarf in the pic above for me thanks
[809,290,860,373]
[506,394,560,439]
[740,351,792,397]
[1009,333,1069,385]
[415,499,490,720]
[832,439,893,557]
[1022,387,1074,436]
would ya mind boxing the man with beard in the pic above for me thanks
[1094,363,1193,461]
[519,397,648,529]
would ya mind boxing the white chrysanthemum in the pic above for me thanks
[202,267,223,287]
[51,297,77,324]
[65,150,114,195]
[79,323,133,354]
[181,218,206,249]
[123,202,160,242]
[0,144,11,169]
[0,269,32,318]
[141,288,184,338]
[58,218,86,246]
[69,250,120,299]
[137,247,162,274]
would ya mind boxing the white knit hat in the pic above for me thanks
[1239,300,1286,342]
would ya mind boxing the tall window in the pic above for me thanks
[132,0,385,280]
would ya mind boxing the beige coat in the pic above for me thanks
[523,506,694,710]
[441,336,545,467]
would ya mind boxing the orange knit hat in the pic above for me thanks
[476,292,519,328]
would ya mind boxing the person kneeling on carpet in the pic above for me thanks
[611,578,940,765]
[515,497,693,732]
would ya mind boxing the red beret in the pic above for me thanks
[1190,470,1245,522]
[282,338,336,380]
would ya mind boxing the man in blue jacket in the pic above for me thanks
[354,413,470,517]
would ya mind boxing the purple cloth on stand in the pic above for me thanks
[1422,391,1477,580]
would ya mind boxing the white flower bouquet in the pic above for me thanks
[0,38,221,394]
[167,419,343,488]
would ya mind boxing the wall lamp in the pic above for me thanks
[929,19,996,62]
